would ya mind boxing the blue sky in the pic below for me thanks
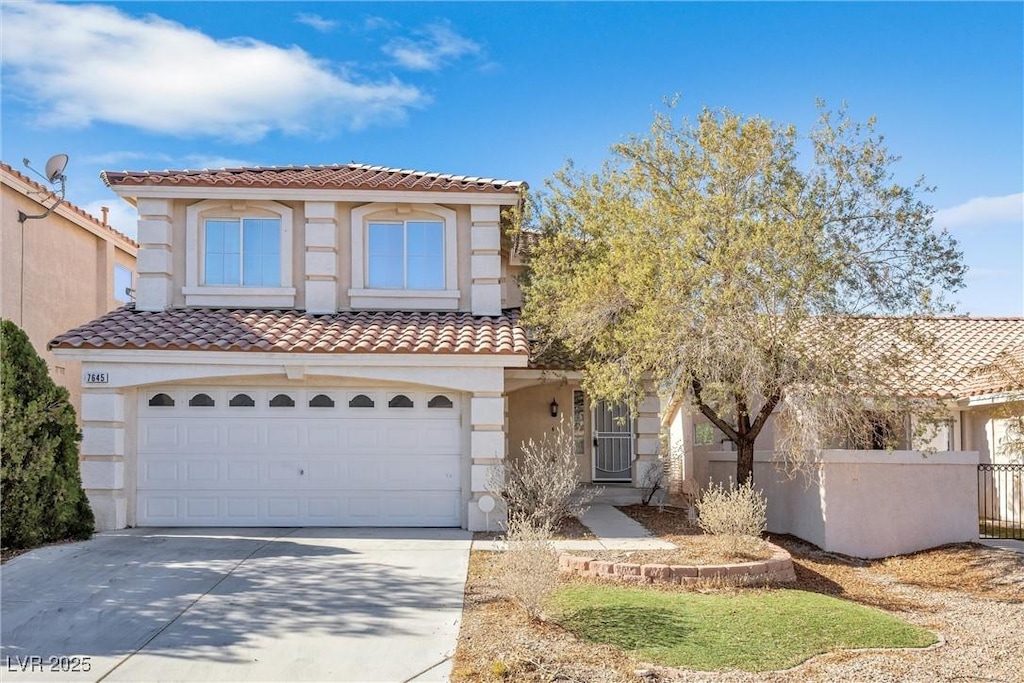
[3,1,1021,314]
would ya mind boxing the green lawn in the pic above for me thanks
[550,585,936,672]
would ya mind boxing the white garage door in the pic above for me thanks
[137,387,462,527]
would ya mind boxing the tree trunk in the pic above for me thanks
[736,439,755,486]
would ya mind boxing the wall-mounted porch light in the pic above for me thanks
[550,398,559,418]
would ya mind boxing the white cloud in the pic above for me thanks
[934,192,1023,230]
[81,198,139,239]
[295,13,337,33]
[2,1,427,141]
[383,22,481,72]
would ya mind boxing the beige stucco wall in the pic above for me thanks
[506,381,592,482]
[162,198,508,313]
[705,450,979,558]
[1,181,137,420]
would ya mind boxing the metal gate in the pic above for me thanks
[978,463,1024,540]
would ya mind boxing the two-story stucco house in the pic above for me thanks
[50,165,661,532]
[2,160,138,419]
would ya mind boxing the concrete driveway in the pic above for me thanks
[1,528,471,682]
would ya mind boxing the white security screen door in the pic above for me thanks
[593,399,633,482]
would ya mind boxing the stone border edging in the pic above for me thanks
[558,541,797,584]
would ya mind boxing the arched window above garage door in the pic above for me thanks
[149,393,175,407]
[388,394,414,408]
[229,393,255,407]
[309,394,335,408]
[427,395,453,409]
[349,394,374,408]
[188,393,215,407]
[269,393,296,408]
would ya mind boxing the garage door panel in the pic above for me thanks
[346,426,379,450]
[227,461,260,483]
[141,424,180,451]
[384,456,460,490]
[346,459,383,488]
[186,424,220,448]
[225,498,260,519]
[227,425,259,448]
[143,460,180,485]
[137,387,464,527]
[268,425,301,448]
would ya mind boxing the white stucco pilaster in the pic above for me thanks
[134,198,173,311]
[470,205,502,316]
[468,389,508,531]
[79,387,128,530]
[304,201,338,313]
[634,389,663,487]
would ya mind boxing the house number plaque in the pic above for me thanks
[84,372,110,384]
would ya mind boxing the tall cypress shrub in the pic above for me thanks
[1,319,94,548]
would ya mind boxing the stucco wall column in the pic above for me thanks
[79,388,128,530]
[634,389,662,487]
[470,205,502,316]
[468,391,507,530]
[304,201,338,313]
[134,198,173,312]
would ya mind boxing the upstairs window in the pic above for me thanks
[204,218,281,287]
[368,220,443,290]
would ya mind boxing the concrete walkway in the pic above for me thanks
[473,504,675,551]
[980,538,1024,554]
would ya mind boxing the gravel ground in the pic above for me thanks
[456,520,1024,683]
[654,545,1024,683]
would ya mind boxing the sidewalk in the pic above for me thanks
[979,538,1024,554]
[471,503,675,551]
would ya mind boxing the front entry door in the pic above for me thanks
[593,400,633,482]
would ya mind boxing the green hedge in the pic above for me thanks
[1,319,94,549]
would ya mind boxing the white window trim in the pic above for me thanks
[349,203,458,310]
[186,199,295,307]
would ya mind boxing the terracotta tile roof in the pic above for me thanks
[1,161,138,248]
[50,307,530,356]
[101,164,525,194]
[852,316,1024,399]
[528,339,582,371]
[542,316,1024,401]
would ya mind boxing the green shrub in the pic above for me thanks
[1,319,94,549]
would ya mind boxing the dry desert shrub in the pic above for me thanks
[493,422,595,529]
[695,479,768,554]
[494,517,560,621]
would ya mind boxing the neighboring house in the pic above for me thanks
[49,165,661,532]
[1,161,138,419]
[664,316,1024,557]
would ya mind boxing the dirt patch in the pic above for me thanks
[613,504,771,565]
[875,542,1024,601]
[1,547,29,564]
[567,535,773,566]
[452,551,638,683]
[473,515,595,542]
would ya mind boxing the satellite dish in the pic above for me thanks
[44,154,69,184]
[478,495,496,513]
